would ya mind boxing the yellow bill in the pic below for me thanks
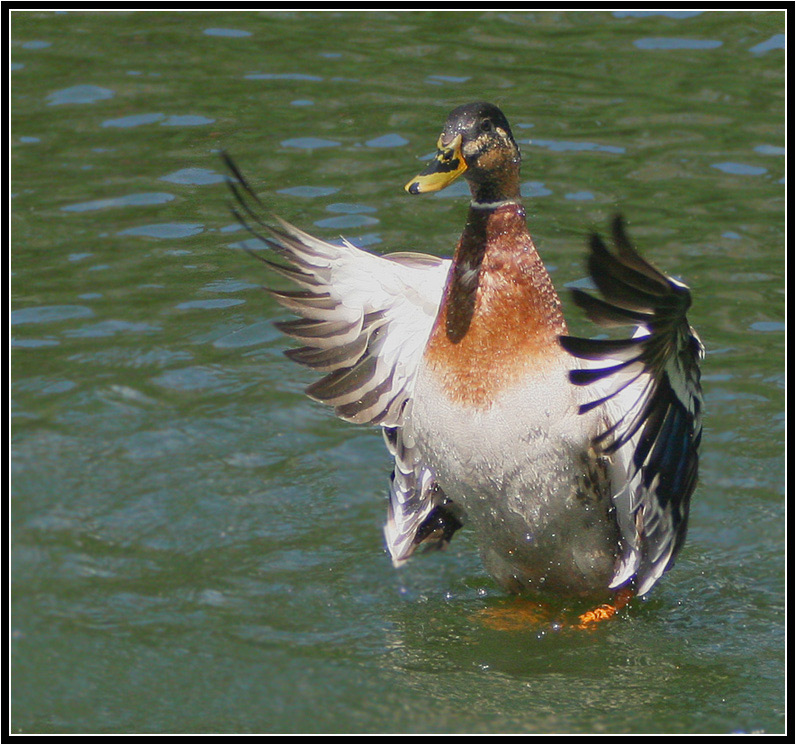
[405,134,467,194]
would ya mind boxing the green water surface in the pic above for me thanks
[11,10,785,735]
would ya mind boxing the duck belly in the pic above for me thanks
[408,360,620,596]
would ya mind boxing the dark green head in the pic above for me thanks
[405,102,522,203]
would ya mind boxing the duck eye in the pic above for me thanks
[480,119,493,133]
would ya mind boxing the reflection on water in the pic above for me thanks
[528,139,626,154]
[711,161,768,176]
[160,168,225,185]
[749,33,786,54]
[282,136,341,149]
[62,193,176,212]
[11,9,784,735]
[203,27,253,38]
[633,37,723,50]
[117,223,204,239]
[47,84,115,106]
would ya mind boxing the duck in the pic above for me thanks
[222,101,704,608]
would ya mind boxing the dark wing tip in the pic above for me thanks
[562,216,704,593]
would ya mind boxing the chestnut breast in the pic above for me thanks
[423,205,567,408]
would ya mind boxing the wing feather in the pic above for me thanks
[560,216,704,595]
[222,152,450,428]
[222,152,460,564]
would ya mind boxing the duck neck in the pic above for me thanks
[441,202,567,344]
[464,142,523,207]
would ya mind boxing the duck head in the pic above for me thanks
[405,101,521,205]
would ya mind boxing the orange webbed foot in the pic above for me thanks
[575,587,635,629]
[476,587,635,632]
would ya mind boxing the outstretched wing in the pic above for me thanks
[560,216,704,596]
[222,153,460,565]
[222,152,450,427]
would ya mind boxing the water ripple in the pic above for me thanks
[633,37,723,50]
[102,113,165,128]
[118,223,204,239]
[63,320,161,338]
[213,321,279,349]
[47,84,115,106]
[246,73,323,81]
[62,193,175,212]
[102,113,214,128]
[749,34,785,56]
[278,186,338,198]
[365,134,409,148]
[161,114,214,127]
[150,366,227,392]
[203,28,252,38]
[12,305,94,326]
[426,75,470,85]
[14,376,76,395]
[711,162,768,176]
[314,215,379,230]
[11,337,59,348]
[754,144,785,156]
[325,203,376,214]
[281,137,341,149]
[527,139,625,154]
[614,10,703,18]
[749,321,785,333]
[201,279,259,293]
[160,168,224,185]
[176,298,246,310]
[521,181,553,198]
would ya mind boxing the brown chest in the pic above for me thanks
[423,209,567,407]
